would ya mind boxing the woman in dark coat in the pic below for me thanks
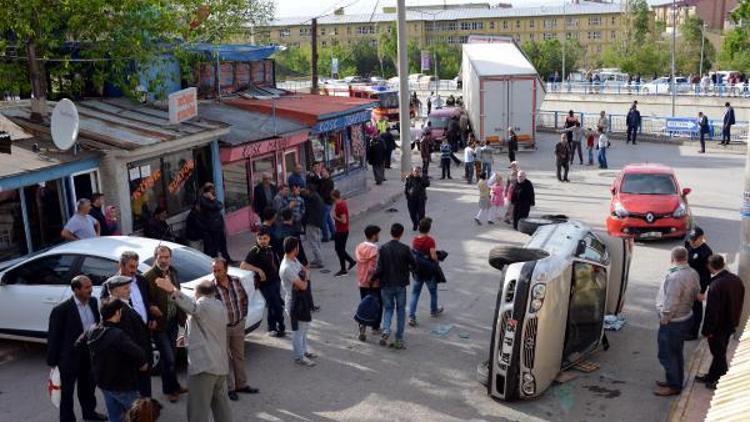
[511,170,535,230]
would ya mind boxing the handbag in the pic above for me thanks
[48,366,62,408]
[291,288,312,322]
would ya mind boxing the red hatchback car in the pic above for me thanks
[607,164,692,239]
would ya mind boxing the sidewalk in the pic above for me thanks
[669,337,740,422]
[227,155,409,259]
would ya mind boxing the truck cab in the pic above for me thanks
[485,220,632,400]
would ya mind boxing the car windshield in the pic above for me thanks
[429,116,450,128]
[621,173,677,195]
[143,247,213,281]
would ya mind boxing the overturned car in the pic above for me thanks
[481,218,632,401]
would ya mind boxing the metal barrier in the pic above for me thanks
[545,81,750,98]
[537,110,748,142]
[276,79,460,94]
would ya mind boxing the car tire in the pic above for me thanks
[488,245,549,270]
[517,215,568,236]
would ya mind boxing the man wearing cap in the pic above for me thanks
[654,247,701,396]
[211,258,259,400]
[684,227,713,340]
[697,255,745,389]
[103,274,153,398]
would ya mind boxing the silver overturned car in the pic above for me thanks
[481,218,632,400]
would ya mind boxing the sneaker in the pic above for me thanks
[389,339,406,350]
[487,220,495,225]
[474,218,481,225]
[309,263,324,269]
[379,333,389,346]
[295,357,316,367]
[408,318,417,327]
[431,307,444,317]
[304,352,318,359]
[334,270,348,277]
[348,261,357,271]
[358,325,367,342]
[267,330,279,337]
[228,391,239,401]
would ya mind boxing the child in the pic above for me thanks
[490,175,505,222]
[354,225,382,341]
[597,127,609,169]
[585,128,595,166]
[504,163,519,224]
[474,173,492,225]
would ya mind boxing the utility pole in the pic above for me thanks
[397,0,412,178]
[670,0,676,117]
[739,114,750,336]
[562,1,566,89]
[699,23,706,77]
[311,18,319,95]
[433,15,438,100]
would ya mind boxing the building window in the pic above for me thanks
[566,17,578,27]
[589,16,602,26]
[567,32,578,39]
[529,20,535,29]
[223,161,250,212]
[369,39,377,46]
[447,22,457,31]
[357,25,375,35]
[279,28,290,38]
[529,33,534,41]
[611,30,616,39]
[320,27,326,36]
[460,21,470,31]
[299,27,311,37]
[490,21,495,29]
[611,16,616,25]
[503,20,508,30]
[472,21,483,30]
[544,18,556,29]
[543,32,556,40]
[516,19,521,29]
[334,27,338,36]
[587,31,602,40]
[347,26,351,35]
[321,41,327,47]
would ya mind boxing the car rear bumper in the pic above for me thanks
[607,216,688,239]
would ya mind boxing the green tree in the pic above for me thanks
[0,0,274,104]
[521,38,584,79]
[677,15,714,75]
[719,0,750,73]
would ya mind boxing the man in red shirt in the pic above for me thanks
[332,190,357,277]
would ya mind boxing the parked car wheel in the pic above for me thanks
[517,215,569,236]
[488,246,550,270]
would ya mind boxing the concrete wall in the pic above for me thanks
[541,92,750,121]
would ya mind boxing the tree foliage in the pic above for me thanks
[677,15,714,75]
[719,0,750,73]
[521,38,584,79]
[0,0,275,99]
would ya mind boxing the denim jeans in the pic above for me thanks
[381,286,407,340]
[657,318,691,390]
[153,320,180,395]
[481,162,492,178]
[409,276,438,319]
[102,389,139,422]
[322,203,335,240]
[465,162,475,183]
[587,147,594,165]
[597,148,608,168]
[293,321,310,360]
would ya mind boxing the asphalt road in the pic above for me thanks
[0,134,744,422]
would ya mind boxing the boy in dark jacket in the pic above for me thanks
[78,298,147,422]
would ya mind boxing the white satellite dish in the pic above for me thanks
[51,98,79,151]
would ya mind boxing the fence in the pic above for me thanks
[276,79,460,94]
[544,81,750,98]
[537,110,748,143]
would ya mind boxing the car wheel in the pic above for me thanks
[517,215,568,236]
[488,245,549,270]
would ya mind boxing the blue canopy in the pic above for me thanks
[185,44,284,62]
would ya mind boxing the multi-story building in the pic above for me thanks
[255,3,628,61]
[651,0,737,31]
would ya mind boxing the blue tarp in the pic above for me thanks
[185,44,284,62]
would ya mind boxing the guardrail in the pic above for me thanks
[537,110,748,143]
[276,79,460,94]
[545,81,750,98]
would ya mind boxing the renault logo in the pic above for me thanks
[645,213,655,223]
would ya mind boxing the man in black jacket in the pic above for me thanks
[382,130,397,169]
[696,255,745,389]
[47,275,107,422]
[302,187,326,268]
[368,136,387,185]
[199,183,232,262]
[78,298,148,422]
[697,112,710,154]
[511,171,535,230]
[89,193,113,236]
[372,223,415,349]
[685,227,713,340]
[721,102,736,145]
[626,105,641,145]
[252,173,278,218]
[404,167,430,231]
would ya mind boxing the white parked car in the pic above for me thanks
[0,236,266,343]
[641,77,691,94]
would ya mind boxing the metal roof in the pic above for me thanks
[265,3,625,27]
[198,101,309,146]
[2,98,229,151]
[185,44,284,61]
[463,42,538,76]
[224,94,377,126]
[0,136,100,179]
[706,319,750,422]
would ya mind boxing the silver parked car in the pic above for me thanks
[481,219,632,400]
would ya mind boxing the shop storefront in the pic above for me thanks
[200,102,309,234]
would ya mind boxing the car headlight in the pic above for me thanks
[522,373,536,395]
[673,202,687,218]
[613,202,629,218]
[529,284,546,313]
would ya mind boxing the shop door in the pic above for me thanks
[24,181,65,251]
[284,150,298,182]
[71,170,100,202]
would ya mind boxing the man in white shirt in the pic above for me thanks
[596,127,609,169]
[463,143,476,184]
[61,198,100,241]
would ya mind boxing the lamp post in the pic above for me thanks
[562,0,566,89]
[670,0,676,117]
[699,22,707,78]
[397,0,412,178]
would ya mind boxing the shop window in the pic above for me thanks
[223,160,250,212]
[24,181,65,251]
[164,150,198,215]
[348,125,365,171]
[0,190,27,261]
[321,132,346,177]
[284,150,298,181]
[129,157,164,230]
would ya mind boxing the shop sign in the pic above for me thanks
[168,159,195,194]
[420,51,431,72]
[313,110,371,134]
[131,168,162,201]
[168,87,198,124]
[665,118,698,134]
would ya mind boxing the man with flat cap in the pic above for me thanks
[684,227,713,340]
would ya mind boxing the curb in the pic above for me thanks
[668,339,711,422]
[0,342,27,366]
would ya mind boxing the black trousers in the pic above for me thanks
[441,158,451,179]
[706,332,732,382]
[259,281,285,333]
[722,126,731,144]
[422,159,430,177]
[699,132,706,152]
[385,149,393,168]
[627,126,638,144]
[359,286,383,330]
[556,161,569,181]
[407,197,426,230]
[689,299,704,337]
[204,228,231,261]
[334,231,355,271]
[60,363,98,422]
[569,141,583,164]
[508,150,516,164]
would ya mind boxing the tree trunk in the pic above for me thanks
[26,40,48,122]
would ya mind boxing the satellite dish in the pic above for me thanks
[51,98,79,151]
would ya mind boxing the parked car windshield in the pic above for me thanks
[143,247,213,281]
[621,174,677,195]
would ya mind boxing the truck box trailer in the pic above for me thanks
[462,42,546,150]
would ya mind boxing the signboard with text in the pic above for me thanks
[168,87,198,124]
[312,110,371,134]
[421,51,431,72]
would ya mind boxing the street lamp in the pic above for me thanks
[421,10,443,99]
[699,22,708,77]
[671,0,676,117]
[562,0,566,90]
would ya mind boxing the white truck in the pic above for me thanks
[462,42,546,149]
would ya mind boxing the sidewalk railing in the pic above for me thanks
[545,81,750,98]
[537,110,748,143]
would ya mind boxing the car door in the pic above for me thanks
[601,233,633,315]
[0,254,80,338]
